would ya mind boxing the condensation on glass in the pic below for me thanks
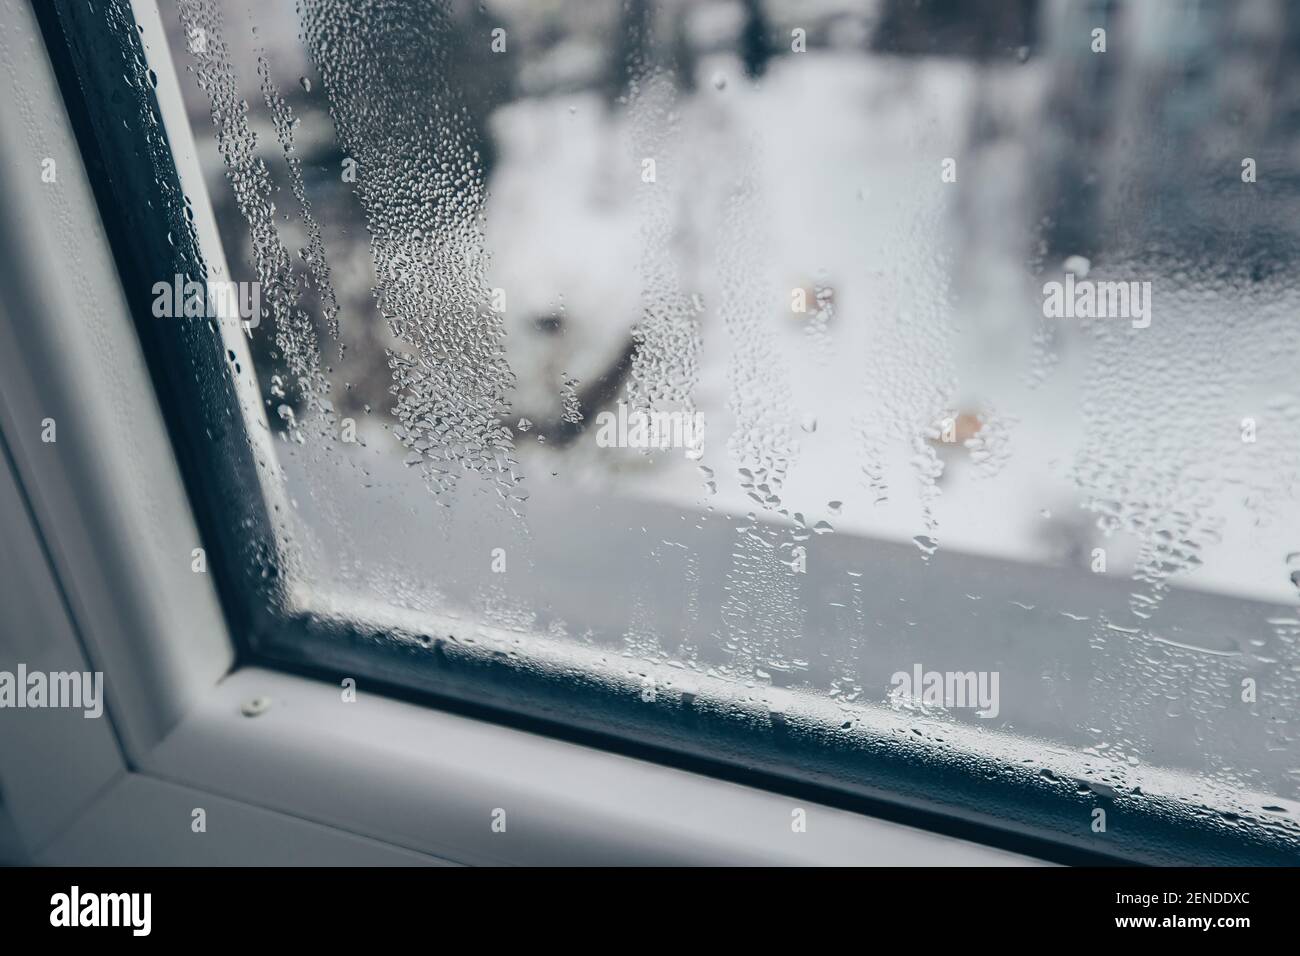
[163,1,1300,843]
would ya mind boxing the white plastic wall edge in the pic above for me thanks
[0,0,234,761]
[38,774,451,866]
[0,437,124,858]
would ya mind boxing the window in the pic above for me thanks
[44,0,1300,864]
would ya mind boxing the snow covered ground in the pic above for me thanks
[480,48,1300,609]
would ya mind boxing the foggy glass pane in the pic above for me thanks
[165,1,1300,826]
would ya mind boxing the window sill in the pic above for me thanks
[132,665,1046,866]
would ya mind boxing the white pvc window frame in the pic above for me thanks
[0,0,1039,867]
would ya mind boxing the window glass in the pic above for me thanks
[163,1,1300,827]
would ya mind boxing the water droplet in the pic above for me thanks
[913,534,939,559]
